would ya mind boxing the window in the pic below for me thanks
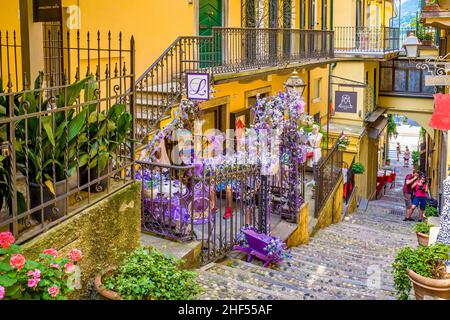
[300,0,306,29]
[313,78,321,101]
[379,60,439,96]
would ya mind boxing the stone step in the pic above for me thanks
[206,263,311,300]
[322,222,416,243]
[344,217,415,236]
[229,260,394,300]
[277,254,396,290]
[196,269,286,300]
[308,234,404,255]
[293,239,394,261]
[298,241,396,262]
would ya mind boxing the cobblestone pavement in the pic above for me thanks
[197,128,419,300]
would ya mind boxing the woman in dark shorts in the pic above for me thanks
[411,175,429,223]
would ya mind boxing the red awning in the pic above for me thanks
[430,93,450,130]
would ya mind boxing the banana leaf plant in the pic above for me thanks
[12,74,92,195]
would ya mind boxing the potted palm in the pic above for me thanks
[79,102,132,193]
[392,243,450,300]
[13,74,90,222]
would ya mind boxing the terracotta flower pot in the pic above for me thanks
[407,269,450,300]
[94,268,121,300]
[416,232,430,247]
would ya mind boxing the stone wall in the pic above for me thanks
[22,182,142,299]
[312,176,344,236]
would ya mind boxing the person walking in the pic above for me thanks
[411,174,429,223]
[396,142,401,162]
[404,146,410,168]
[403,170,418,221]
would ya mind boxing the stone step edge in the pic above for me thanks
[198,267,296,300]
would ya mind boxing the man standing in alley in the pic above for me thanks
[403,170,418,222]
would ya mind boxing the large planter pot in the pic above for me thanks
[416,232,430,247]
[29,173,78,223]
[95,268,122,300]
[79,162,110,193]
[407,269,450,300]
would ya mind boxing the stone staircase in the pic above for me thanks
[197,203,417,300]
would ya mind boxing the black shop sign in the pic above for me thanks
[335,91,357,114]
[33,0,62,22]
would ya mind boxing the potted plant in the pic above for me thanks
[392,243,450,300]
[95,247,202,300]
[352,162,365,175]
[415,221,432,246]
[426,204,440,218]
[12,75,91,222]
[337,135,350,151]
[1,74,91,222]
[79,103,132,193]
[0,231,83,300]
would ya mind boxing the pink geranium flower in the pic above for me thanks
[27,269,41,280]
[0,285,5,300]
[0,232,15,250]
[10,254,26,270]
[50,263,60,269]
[64,262,75,274]
[27,278,39,288]
[68,249,82,262]
[43,248,59,258]
[48,286,60,298]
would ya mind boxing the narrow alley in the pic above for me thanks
[198,125,419,300]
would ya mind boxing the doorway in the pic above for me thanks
[199,0,223,66]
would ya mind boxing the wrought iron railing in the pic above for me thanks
[211,27,334,74]
[0,30,136,244]
[399,27,439,48]
[0,31,22,92]
[134,28,334,140]
[138,161,265,265]
[334,27,400,53]
[313,137,343,217]
[135,36,214,141]
[344,159,355,205]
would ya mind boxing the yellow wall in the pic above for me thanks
[379,96,435,136]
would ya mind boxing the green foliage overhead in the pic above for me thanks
[387,114,398,139]
[392,243,450,300]
[103,248,202,300]
[411,150,420,165]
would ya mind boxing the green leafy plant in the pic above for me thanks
[392,243,450,300]
[426,205,439,218]
[0,231,82,300]
[415,221,432,235]
[103,247,202,300]
[352,162,365,175]
[411,150,420,166]
[10,74,91,192]
[387,114,398,139]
